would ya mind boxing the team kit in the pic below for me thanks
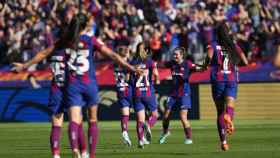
[13,14,247,158]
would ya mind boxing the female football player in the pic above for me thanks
[158,47,203,145]
[130,42,160,148]
[13,13,141,158]
[204,22,248,151]
[13,15,89,158]
[113,46,133,146]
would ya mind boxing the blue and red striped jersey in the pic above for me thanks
[167,60,195,97]
[130,58,156,98]
[65,34,103,85]
[208,42,239,82]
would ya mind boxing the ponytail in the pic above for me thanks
[55,13,88,49]
[216,22,240,65]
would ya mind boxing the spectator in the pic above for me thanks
[0,0,279,68]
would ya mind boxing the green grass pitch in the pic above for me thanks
[0,120,279,158]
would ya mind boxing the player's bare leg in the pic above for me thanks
[136,110,146,148]
[50,113,63,158]
[88,106,98,158]
[225,97,235,135]
[145,110,158,142]
[159,109,171,144]
[69,106,82,158]
[121,107,132,146]
[180,109,193,144]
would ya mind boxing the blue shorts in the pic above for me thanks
[118,97,132,108]
[66,81,99,108]
[211,81,237,101]
[48,86,65,115]
[133,94,157,113]
[167,96,192,110]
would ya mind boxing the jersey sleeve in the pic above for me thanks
[186,60,196,70]
[92,36,105,51]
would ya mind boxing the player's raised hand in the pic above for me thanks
[12,62,26,72]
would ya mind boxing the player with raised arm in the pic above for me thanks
[158,47,203,145]
[13,22,89,158]
[130,42,160,148]
[113,46,133,146]
[13,13,140,158]
[204,22,248,151]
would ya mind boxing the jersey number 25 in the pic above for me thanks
[67,49,90,75]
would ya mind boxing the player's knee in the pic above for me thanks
[88,118,98,123]
[152,110,158,118]
[163,110,171,119]
[180,119,190,127]
[121,107,130,115]
[163,113,169,119]
[88,114,98,123]
[180,112,188,121]
[52,116,64,126]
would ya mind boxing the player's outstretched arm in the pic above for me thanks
[12,46,55,72]
[99,45,140,74]
[239,52,248,65]
[234,44,248,65]
[153,63,160,85]
[200,45,214,70]
[273,45,280,68]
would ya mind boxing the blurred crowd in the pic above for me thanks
[0,0,280,69]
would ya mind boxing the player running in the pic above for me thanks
[129,42,160,148]
[204,22,248,151]
[13,13,141,158]
[158,47,203,145]
[113,46,133,146]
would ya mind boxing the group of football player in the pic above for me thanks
[13,13,248,158]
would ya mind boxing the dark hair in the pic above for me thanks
[55,13,88,49]
[215,22,240,65]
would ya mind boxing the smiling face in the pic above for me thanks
[136,42,148,61]
[173,49,184,64]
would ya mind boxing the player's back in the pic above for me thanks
[209,42,238,82]
[64,33,103,107]
[114,63,132,98]
[65,33,99,86]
